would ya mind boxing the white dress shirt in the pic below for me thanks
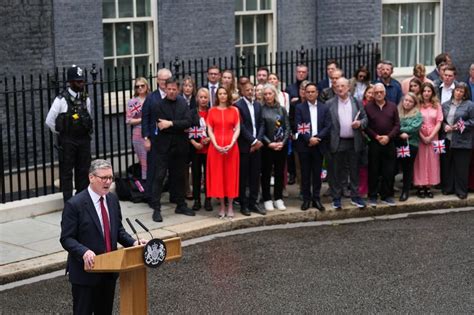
[308,101,318,136]
[440,82,455,104]
[87,186,110,234]
[338,97,354,138]
[244,97,257,138]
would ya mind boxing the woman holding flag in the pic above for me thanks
[396,93,422,201]
[413,82,443,198]
[440,82,474,199]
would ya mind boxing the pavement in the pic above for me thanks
[0,182,473,285]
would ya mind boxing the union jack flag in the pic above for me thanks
[432,139,446,154]
[396,145,410,158]
[129,100,142,116]
[297,122,311,134]
[187,126,204,139]
[457,118,465,134]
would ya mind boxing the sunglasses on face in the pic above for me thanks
[135,84,146,89]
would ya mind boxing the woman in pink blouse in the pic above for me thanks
[125,77,150,180]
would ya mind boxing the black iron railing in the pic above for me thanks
[0,42,380,203]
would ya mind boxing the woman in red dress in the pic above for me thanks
[206,87,240,219]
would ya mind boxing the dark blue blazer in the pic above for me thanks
[141,90,163,139]
[317,78,330,93]
[294,101,331,153]
[285,82,300,103]
[235,98,264,153]
[60,189,135,286]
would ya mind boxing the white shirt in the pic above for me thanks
[338,97,354,138]
[308,101,318,136]
[87,186,110,235]
[208,83,219,105]
[159,88,166,99]
[278,91,290,113]
[244,97,257,139]
[45,88,92,133]
[440,82,455,104]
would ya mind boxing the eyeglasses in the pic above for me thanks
[374,91,385,94]
[208,72,220,76]
[135,84,146,89]
[93,174,114,182]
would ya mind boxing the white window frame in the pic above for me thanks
[235,0,277,60]
[102,0,158,114]
[382,0,442,77]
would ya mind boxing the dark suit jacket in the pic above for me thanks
[317,78,330,93]
[154,97,192,154]
[235,98,263,153]
[294,101,331,153]
[60,189,135,286]
[181,94,197,110]
[326,96,368,153]
[141,89,163,139]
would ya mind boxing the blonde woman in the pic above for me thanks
[126,77,150,180]
[397,92,423,201]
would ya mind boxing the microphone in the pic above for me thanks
[126,218,140,244]
[135,218,154,240]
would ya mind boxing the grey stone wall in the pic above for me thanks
[0,0,55,78]
[442,0,474,78]
[157,0,235,65]
[277,0,317,53]
[52,0,104,71]
[315,0,381,47]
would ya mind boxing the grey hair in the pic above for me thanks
[89,159,112,174]
[373,83,386,92]
[262,84,281,106]
[157,68,172,79]
[336,77,350,86]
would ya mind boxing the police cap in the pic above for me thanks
[67,65,85,82]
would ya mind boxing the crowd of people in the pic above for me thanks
[123,53,473,222]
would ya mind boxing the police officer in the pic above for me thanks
[45,65,93,202]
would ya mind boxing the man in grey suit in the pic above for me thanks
[327,78,368,209]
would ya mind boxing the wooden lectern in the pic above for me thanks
[88,237,182,315]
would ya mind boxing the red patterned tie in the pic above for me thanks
[99,196,112,252]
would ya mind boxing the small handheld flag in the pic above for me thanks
[297,122,311,135]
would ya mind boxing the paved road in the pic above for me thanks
[1,211,473,314]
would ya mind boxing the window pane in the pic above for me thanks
[136,0,151,17]
[400,36,417,67]
[133,22,148,54]
[118,0,133,17]
[103,0,116,18]
[420,3,435,33]
[246,0,257,11]
[242,16,254,44]
[104,59,115,87]
[256,15,267,42]
[135,56,149,76]
[116,58,132,90]
[260,0,271,10]
[420,35,434,65]
[257,45,267,59]
[382,37,399,67]
[116,23,131,56]
[401,3,417,34]
[235,17,240,45]
[103,24,114,57]
[382,5,399,35]
[235,0,243,11]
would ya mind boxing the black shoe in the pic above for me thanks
[204,198,213,211]
[425,188,433,198]
[399,191,409,202]
[175,206,195,216]
[240,208,251,216]
[312,200,325,211]
[152,210,163,222]
[288,174,296,185]
[192,200,201,211]
[442,190,452,195]
[249,204,266,215]
[301,201,311,211]
[416,188,425,198]
[457,193,467,199]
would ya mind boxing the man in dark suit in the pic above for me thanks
[286,64,309,105]
[295,83,331,211]
[60,159,147,315]
[317,59,339,93]
[148,77,194,222]
[141,68,172,199]
[235,81,266,216]
[203,65,221,106]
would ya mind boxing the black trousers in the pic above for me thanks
[71,279,116,315]
[368,141,396,199]
[59,135,91,202]
[239,150,261,209]
[398,145,418,193]
[191,152,207,201]
[149,146,187,211]
[145,141,157,199]
[441,140,472,196]
[298,149,324,202]
[261,147,287,201]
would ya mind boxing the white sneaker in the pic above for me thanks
[264,200,275,211]
[274,199,286,211]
